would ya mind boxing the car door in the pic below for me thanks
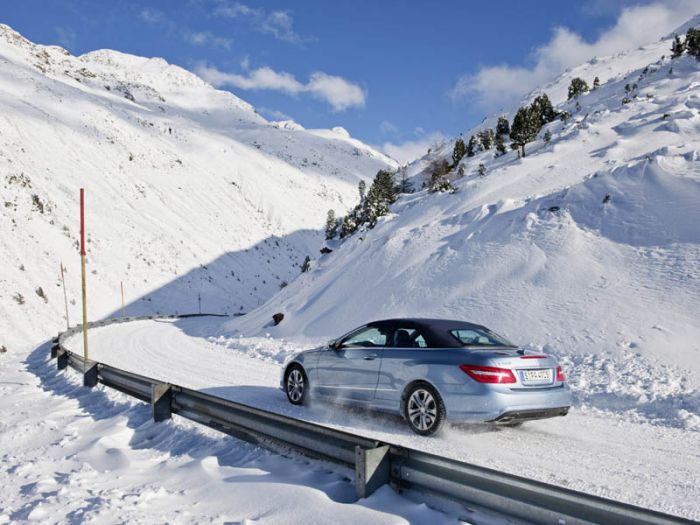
[374,325,430,405]
[315,326,386,401]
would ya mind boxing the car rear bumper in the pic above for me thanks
[441,382,572,423]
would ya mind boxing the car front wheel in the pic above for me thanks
[404,383,445,436]
[285,365,308,405]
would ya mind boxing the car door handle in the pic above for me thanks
[363,354,378,360]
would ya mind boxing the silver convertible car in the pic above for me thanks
[281,318,571,435]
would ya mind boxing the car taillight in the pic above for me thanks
[556,366,566,382]
[459,364,516,384]
[520,355,547,359]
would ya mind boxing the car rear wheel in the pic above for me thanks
[404,383,445,436]
[285,365,308,405]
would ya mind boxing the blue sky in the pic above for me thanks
[1,0,695,162]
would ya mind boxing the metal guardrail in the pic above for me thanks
[52,315,698,525]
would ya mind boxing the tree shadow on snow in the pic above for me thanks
[101,228,320,321]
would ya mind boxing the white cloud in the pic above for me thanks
[197,65,303,91]
[306,72,366,111]
[55,26,76,50]
[451,0,700,109]
[138,8,232,50]
[139,8,165,23]
[380,120,399,135]
[260,10,302,44]
[213,2,307,44]
[195,63,366,112]
[184,31,232,50]
[381,132,447,164]
[214,3,256,18]
[257,107,293,121]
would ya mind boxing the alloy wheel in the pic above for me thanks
[286,368,305,404]
[407,388,438,432]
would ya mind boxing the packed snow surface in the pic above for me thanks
[2,337,478,524]
[63,316,700,520]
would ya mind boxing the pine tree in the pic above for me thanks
[592,76,600,90]
[496,115,510,137]
[466,134,479,157]
[478,163,486,177]
[479,129,494,150]
[325,209,337,240]
[495,134,506,157]
[358,180,366,201]
[360,169,398,228]
[543,130,552,144]
[340,209,359,238]
[428,159,454,193]
[338,169,400,239]
[509,106,539,157]
[452,138,466,165]
[686,28,700,59]
[397,167,413,194]
[372,170,398,204]
[530,93,556,127]
[671,34,686,58]
[567,77,589,100]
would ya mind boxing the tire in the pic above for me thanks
[403,382,446,436]
[285,365,308,406]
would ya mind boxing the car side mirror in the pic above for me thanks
[328,339,338,350]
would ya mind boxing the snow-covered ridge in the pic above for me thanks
[0,23,396,355]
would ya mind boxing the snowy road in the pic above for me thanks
[64,316,700,521]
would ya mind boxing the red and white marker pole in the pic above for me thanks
[80,188,89,368]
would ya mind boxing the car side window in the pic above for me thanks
[391,327,428,348]
[341,327,387,348]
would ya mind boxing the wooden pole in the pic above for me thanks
[80,188,88,369]
[60,261,69,329]
[120,281,125,318]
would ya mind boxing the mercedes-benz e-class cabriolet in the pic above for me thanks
[281,318,571,435]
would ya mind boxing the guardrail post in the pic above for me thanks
[56,348,68,370]
[355,445,390,499]
[50,338,60,359]
[83,362,98,387]
[152,383,172,422]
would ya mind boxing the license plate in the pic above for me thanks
[520,369,553,384]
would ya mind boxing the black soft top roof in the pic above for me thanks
[367,318,492,348]
[368,318,487,331]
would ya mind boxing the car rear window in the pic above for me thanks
[450,328,515,347]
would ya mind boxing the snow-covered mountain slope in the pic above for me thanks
[0,23,396,353]
[229,22,700,428]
